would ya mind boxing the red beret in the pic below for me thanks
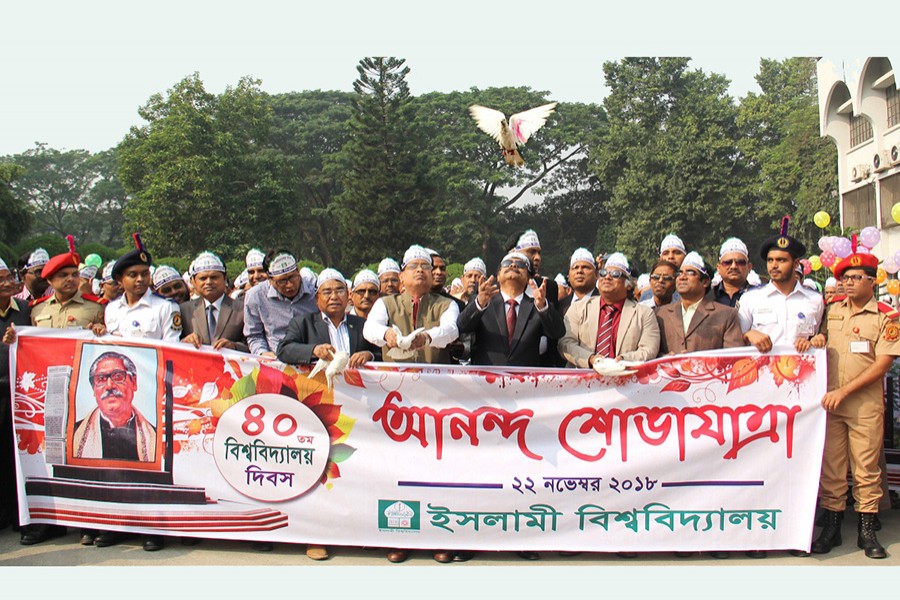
[834,252,878,279]
[41,235,80,279]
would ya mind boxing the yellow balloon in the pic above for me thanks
[888,279,900,296]
[813,211,831,228]
[810,255,822,271]
[893,203,900,225]
[877,268,887,284]
[831,256,841,270]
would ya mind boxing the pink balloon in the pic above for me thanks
[800,258,811,275]
[884,259,900,275]
[820,251,836,267]
[859,226,881,249]
[818,237,833,253]
[833,237,852,258]
[893,250,900,267]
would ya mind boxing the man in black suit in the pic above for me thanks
[457,251,564,367]
[276,268,380,368]
[180,252,248,352]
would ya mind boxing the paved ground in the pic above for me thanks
[2,508,899,567]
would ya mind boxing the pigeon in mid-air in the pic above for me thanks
[468,102,557,167]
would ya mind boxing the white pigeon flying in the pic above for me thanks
[308,351,350,390]
[468,102,557,167]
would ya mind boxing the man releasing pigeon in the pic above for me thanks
[468,102,557,167]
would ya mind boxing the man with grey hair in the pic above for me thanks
[73,351,156,462]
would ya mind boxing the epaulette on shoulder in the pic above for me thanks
[29,295,51,308]
[877,301,900,320]
[81,293,105,304]
[827,294,847,304]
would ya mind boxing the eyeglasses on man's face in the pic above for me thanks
[598,269,628,280]
[650,274,675,283]
[91,370,131,387]
[500,259,528,270]
[719,259,748,267]
[840,274,873,283]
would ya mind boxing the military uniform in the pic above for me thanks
[30,290,105,329]
[819,297,900,513]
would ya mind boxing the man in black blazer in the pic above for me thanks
[276,269,380,367]
[457,251,564,367]
[180,252,248,353]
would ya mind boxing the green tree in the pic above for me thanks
[4,144,126,245]
[738,57,839,246]
[593,58,746,270]
[266,90,355,266]
[331,57,432,268]
[118,74,273,259]
[0,163,32,249]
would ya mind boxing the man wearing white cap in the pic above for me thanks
[349,269,380,319]
[243,251,317,357]
[639,234,687,302]
[152,265,190,304]
[656,252,743,356]
[559,252,660,367]
[14,248,51,302]
[377,258,402,296]
[245,248,268,288]
[559,248,599,318]
[712,237,755,308]
[78,264,99,298]
[506,230,559,309]
[364,245,460,366]
[277,268,379,368]
[461,258,487,304]
[180,251,248,352]
[99,261,122,303]
[824,277,837,304]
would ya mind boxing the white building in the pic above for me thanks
[818,57,900,259]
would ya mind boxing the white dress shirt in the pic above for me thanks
[738,281,824,344]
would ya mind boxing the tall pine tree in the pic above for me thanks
[331,57,432,268]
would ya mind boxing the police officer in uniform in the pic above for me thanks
[99,234,182,344]
[807,237,899,559]
[91,234,180,552]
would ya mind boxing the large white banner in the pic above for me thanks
[11,328,826,552]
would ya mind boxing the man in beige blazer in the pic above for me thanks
[656,251,744,355]
[559,252,659,367]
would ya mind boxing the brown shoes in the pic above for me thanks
[387,549,410,563]
[306,545,330,561]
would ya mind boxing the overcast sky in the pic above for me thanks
[0,0,890,156]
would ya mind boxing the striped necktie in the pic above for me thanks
[595,304,617,358]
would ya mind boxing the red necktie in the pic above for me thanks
[506,299,517,350]
[595,304,616,358]
[412,296,420,326]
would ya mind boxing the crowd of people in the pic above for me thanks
[0,217,896,561]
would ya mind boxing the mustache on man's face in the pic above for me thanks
[101,388,124,401]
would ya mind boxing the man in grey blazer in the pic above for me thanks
[181,252,248,353]
[656,251,743,355]
[558,252,660,367]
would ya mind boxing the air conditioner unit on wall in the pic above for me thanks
[892,145,900,165]
[851,163,871,182]
[874,150,891,173]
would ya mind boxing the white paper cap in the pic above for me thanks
[377,258,401,275]
[719,237,749,260]
[246,248,265,269]
[402,245,432,268]
[680,251,708,276]
[463,257,487,276]
[659,234,685,254]
[190,251,226,276]
[268,253,298,277]
[316,268,345,288]
[152,265,181,288]
[352,269,380,290]
[569,247,595,268]
[515,229,541,250]
[604,252,630,275]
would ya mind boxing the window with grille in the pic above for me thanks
[887,84,900,129]
[843,184,877,229]
[850,113,874,147]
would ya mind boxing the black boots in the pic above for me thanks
[810,509,842,554]
[857,513,886,559]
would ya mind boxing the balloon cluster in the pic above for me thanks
[810,212,900,291]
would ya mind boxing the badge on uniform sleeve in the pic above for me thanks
[885,322,899,342]
[172,313,182,331]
